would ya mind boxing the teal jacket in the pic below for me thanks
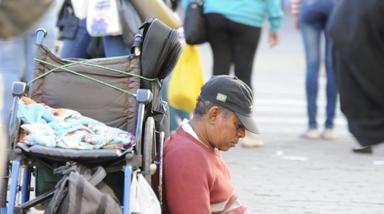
[182,0,284,32]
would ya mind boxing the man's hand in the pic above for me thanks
[268,32,280,47]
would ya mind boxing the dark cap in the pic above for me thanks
[199,75,258,134]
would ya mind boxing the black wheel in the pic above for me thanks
[143,117,155,183]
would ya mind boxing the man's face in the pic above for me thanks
[208,108,246,151]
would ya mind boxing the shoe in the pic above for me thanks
[352,146,373,154]
[240,131,264,148]
[321,128,335,140]
[302,128,320,140]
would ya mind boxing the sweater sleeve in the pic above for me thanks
[164,146,212,213]
[181,0,189,9]
[266,0,284,32]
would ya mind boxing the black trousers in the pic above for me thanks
[206,13,261,88]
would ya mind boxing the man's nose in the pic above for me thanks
[238,128,246,138]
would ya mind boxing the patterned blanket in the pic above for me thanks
[17,97,135,150]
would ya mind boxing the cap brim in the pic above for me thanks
[237,113,259,134]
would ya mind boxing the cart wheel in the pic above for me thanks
[143,117,155,183]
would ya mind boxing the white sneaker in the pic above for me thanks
[240,131,264,148]
[302,128,320,140]
[321,128,335,140]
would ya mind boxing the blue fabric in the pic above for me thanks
[17,103,135,149]
[182,0,283,31]
[60,19,92,58]
[0,2,58,125]
[300,0,337,129]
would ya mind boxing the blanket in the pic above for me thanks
[17,97,135,150]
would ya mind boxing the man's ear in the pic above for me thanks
[207,106,221,124]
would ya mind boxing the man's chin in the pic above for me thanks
[218,146,233,151]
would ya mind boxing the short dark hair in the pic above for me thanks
[194,97,232,117]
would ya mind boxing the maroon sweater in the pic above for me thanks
[164,126,246,213]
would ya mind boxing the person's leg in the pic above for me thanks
[324,35,337,129]
[323,0,338,131]
[320,36,337,140]
[0,82,4,191]
[0,38,26,124]
[60,19,91,58]
[206,13,232,76]
[230,22,261,88]
[0,1,58,165]
[102,35,130,57]
[300,5,323,131]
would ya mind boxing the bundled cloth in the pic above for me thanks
[17,97,135,150]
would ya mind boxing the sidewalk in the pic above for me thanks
[197,14,384,213]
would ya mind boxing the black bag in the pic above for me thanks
[56,0,79,40]
[118,0,143,46]
[45,164,121,214]
[183,0,207,45]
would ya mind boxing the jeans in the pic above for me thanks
[60,19,131,58]
[300,0,337,129]
[206,13,261,88]
[0,2,58,125]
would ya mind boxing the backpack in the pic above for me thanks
[45,164,122,214]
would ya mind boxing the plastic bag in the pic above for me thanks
[168,45,205,112]
[130,171,161,214]
[86,0,122,37]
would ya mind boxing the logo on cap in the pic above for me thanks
[216,93,227,103]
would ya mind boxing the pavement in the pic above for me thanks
[195,14,384,214]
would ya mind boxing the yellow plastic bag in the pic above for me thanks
[168,45,205,112]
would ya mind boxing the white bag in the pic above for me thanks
[86,0,122,37]
[71,0,89,19]
[130,171,161,214]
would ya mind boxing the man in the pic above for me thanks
[164,75,258,213]
[327,0,384,153]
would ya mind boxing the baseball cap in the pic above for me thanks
[199,75,258,134]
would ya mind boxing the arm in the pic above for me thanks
[164,148,211,213]
[268,32,280,48]
[265,0,283,47]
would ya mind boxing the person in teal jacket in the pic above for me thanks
[182,0,283,88]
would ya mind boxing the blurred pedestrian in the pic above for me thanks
[0,0,58,127]
[328,0,384,153]
[58,0,131,58]
[203,0,283,88]
[0,0,56,197]
[292,0,338,140]
[181,0,283,148]
[164,75,257,213]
